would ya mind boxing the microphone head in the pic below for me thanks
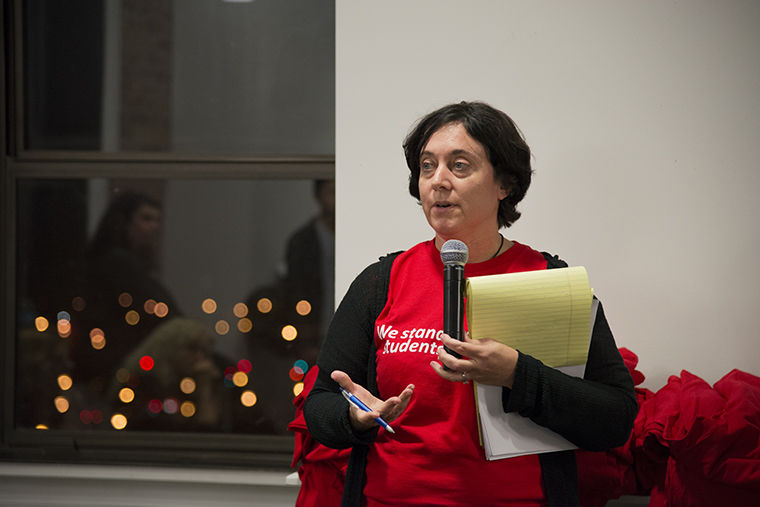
[440,239,469,266]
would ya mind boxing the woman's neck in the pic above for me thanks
[434,232,512,263]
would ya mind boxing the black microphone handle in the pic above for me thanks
[443,263,465,359]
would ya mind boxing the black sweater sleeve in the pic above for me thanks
[502,298,638,451]
[303,261,381,449]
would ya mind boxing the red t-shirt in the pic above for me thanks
[365,239,550,506]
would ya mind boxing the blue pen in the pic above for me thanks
[340,387,395,434]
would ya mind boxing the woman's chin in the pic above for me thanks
[430,224,464,242]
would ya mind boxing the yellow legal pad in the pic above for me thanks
[465,266,593,368]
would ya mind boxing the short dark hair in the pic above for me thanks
[403,101,532,228]
[87,191,161,257]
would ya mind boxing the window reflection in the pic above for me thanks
[16,178,334,435]
[23,0,335,154]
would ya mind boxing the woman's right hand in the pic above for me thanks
[331,370,414,432]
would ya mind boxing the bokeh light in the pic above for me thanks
[148,399,162,414]
[57,319,71,338]
[180,401,196,418]
[72,296,87,311]
[118,292,133,307]
[281,325,297,341]
[111,413,128,430]
[54,396,69,413]
[293,382,304,397]
[179,377,196,394]
[154,302,169,318]
[57,374,73,391]
[237,359,252,373]
[240,390,257,407]
[233,302,248,318]
[237,318,253,333]
[119,387,135,403]
[35,424,49,430]
[294,359,309,375]
[144,299,157,314]
[139,355,154,371]
[256,298,273,314]
[90,328,106,350]
[232,371,248,387]
[34,316,49,332]
[295,300,312,316]
[80,410,93,424]
[289,367,304,382]
[125,310,140,325]
[57,311,71,321]
[163,398,179,415]
[201,298,217,314]
[215,320,230,335]
[115,368,130,383]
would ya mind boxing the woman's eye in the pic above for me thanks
[453,161,468,171]
[420,161,434,171]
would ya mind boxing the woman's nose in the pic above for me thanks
[431,164,451,189]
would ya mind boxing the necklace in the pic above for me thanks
[490,234,504,260]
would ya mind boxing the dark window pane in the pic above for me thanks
[23,0,105,150]
[23,0,335,154]
[16,178,335,435]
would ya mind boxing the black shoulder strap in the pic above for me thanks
[371,250,404,321]
[541,251,568,270]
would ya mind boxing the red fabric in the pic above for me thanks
[578,347,760,507]
[708,370,760,488]
[636,369,760,505]
[288,366,350,507]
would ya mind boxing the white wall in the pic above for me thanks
[336,0,760,390]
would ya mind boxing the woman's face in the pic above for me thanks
[127,204,161,250]
[418,123,507,243]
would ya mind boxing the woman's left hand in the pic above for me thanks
[430,332,518,388]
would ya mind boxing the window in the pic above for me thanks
[2,0,335,467]
[22,0,334,154]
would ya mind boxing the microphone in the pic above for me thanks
[441,239,468,361]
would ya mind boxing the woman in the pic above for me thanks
[73,192,180,391]
[304,101,636,506]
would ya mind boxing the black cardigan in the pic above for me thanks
[304,251,637,506]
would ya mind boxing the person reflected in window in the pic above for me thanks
[72,191,181,398]
[234,180,335,435]
[283,178,336,356]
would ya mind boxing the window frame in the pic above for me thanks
[1,0,333,468]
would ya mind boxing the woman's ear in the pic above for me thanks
[498,186,509,201]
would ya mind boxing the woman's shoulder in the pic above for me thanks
[509,241,569,270]
[360,240,431,275]
[540,251,569,269]
[348,248,407,291]
[346,240,434,296]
